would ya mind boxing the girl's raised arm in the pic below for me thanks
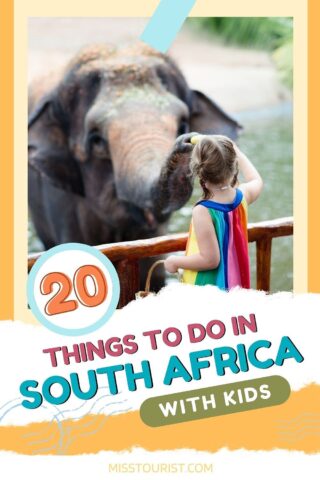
[235,145,263,205]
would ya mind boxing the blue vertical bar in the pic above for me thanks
[140,0,196,53]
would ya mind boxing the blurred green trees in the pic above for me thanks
[189,17,293,89]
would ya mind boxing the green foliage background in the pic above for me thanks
[188,17,293,89]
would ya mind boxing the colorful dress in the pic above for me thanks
[182,189,250,289]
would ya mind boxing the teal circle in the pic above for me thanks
[27,243,120,336]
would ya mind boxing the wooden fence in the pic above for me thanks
[28,216,293,308]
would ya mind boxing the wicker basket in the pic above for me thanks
[135,260,165,299]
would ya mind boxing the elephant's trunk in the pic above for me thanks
[108,109,178,213]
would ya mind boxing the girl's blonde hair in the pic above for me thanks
[190,135,239,199]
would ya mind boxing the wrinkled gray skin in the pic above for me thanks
[28,43,241,289]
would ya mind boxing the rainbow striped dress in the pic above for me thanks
[182,189,250,289]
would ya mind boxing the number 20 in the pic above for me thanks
[40,265,107,316]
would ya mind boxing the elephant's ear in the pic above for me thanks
[189,90,242,140]
[28,96,84,196]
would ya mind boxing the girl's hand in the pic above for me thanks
[164,255,180,273]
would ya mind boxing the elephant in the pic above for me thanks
[28,42,241,290]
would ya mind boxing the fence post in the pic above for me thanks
[256,237,272,291]
[115,259,140,308]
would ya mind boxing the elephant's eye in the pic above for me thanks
[89,130,105,147]
[87,129,107,156]
[177,120,189,136]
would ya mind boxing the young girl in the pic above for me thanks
[164,134,263,289]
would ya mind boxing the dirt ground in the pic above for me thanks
[28,17,290,113]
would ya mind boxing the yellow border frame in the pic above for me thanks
[308,0,319,292]
[0,0,318,458]
[0,0,314,322]
[0,0,14,319]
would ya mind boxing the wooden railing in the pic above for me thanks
[28,216,293,307]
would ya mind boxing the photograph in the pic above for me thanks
[28,17,293,302]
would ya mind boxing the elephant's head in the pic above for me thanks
[28,43,241,233]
